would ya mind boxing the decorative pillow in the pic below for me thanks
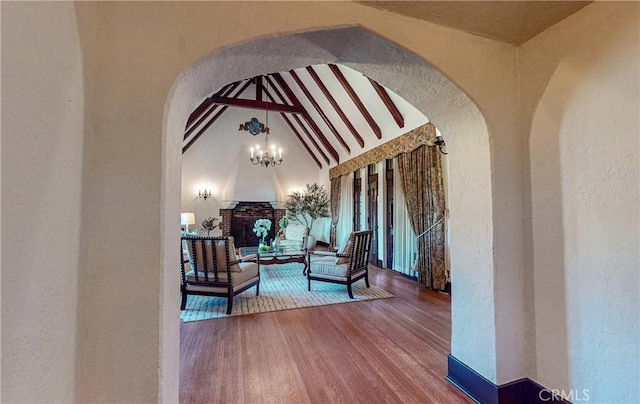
[336,234,354,265]
[285,224,309,241]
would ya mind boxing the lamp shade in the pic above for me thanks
[181,212,195,226]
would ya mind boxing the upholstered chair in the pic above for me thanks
[181,235,259,314]
[306,230,372,298]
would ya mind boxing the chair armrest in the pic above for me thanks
[308,251,336,256]
[237,253,258,262]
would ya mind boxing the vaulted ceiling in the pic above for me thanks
[182,64,422,169]
[182,2,592,167]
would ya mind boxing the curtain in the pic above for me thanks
[336,173,354,248]
[329,176,341,248]
[397,145,446,289]
[392,157,418,277]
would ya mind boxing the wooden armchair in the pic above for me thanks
[306,230,372,298]
[181,235,260,314]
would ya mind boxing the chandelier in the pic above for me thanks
[246,76,283,168]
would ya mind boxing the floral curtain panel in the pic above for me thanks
[397,145,446,290]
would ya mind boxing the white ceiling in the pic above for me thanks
[183,2,592,167]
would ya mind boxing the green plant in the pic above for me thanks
[201,217,219,236]
[285,183,329,230]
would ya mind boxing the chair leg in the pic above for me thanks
[226,288,234,315]
[226,297,233,315]
[347,283,354,299]
[256,283,260,296]
[308,276,311,291]
[365,271,370,288]
[180,291,187,310]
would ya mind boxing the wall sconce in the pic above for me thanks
[434,134,448,155]
[198,189,212,200]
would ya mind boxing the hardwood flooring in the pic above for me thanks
[180,265,471,403]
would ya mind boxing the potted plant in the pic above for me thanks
[285,183,330,234]
[201,217,219,236]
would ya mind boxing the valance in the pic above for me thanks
[329,122,436,180]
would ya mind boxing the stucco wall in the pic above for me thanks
[167,16,509,387]
[1,2,85,402]
[1,0,529,401]
[522,2,639,402]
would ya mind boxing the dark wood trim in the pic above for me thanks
[306,66,365,148]
[291,114,330,165]
[446,354,498,404]
[182,106,229,154]
[272,73,340,164]
[329,64,382,139]
[447,355,570,404]
[289,69,351,154]
[184,81,241,139]
[183,80,253,153]
[265,76,330,164]
[209,95,304,114]
[368,77,405,128]
[279,112,322,169]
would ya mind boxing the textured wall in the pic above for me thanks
[1,2,85,402]
[0,0,522,401]
[168,21,506,385]
[523,2,639,402]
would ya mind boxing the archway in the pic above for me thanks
[163,25,496,393]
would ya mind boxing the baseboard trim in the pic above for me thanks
[446,355,570,404]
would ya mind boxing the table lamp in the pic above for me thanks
[181,212,196,233]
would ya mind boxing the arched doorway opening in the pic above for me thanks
[163,25,495,395]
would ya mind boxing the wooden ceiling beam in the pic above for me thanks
[368,77,405,128]
[280,113,322,169]
[265,76,330,165]
[329,64,382,139]
[306,66,365,148]
[272,73,340,164]
[184,82,240,139]
[289,69,351,154]
[209,95,304,114]
[182,79,253,154]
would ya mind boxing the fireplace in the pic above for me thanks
[220,202,286,248]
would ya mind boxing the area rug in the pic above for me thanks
[180,262,393,322]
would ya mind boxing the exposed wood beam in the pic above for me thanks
[265,76,330,165]
[272,73,340,164]
[280,113,322,169]
[209,95,304,114]
[289,69,351,154]
[306,66,365,148]
[329,64,382,139]
[185,83,232,129]
[182,107,228,154]
[368,77,405,128]
[184,82,241,138]
[182,80,253,154]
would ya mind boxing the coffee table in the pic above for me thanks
[240,246,308,275]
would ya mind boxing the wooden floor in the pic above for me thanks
[180,265,471,404]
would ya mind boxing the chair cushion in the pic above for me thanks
[309,256,349,277]
[185,261,259,285]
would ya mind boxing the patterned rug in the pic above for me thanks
[180,262,393,322]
